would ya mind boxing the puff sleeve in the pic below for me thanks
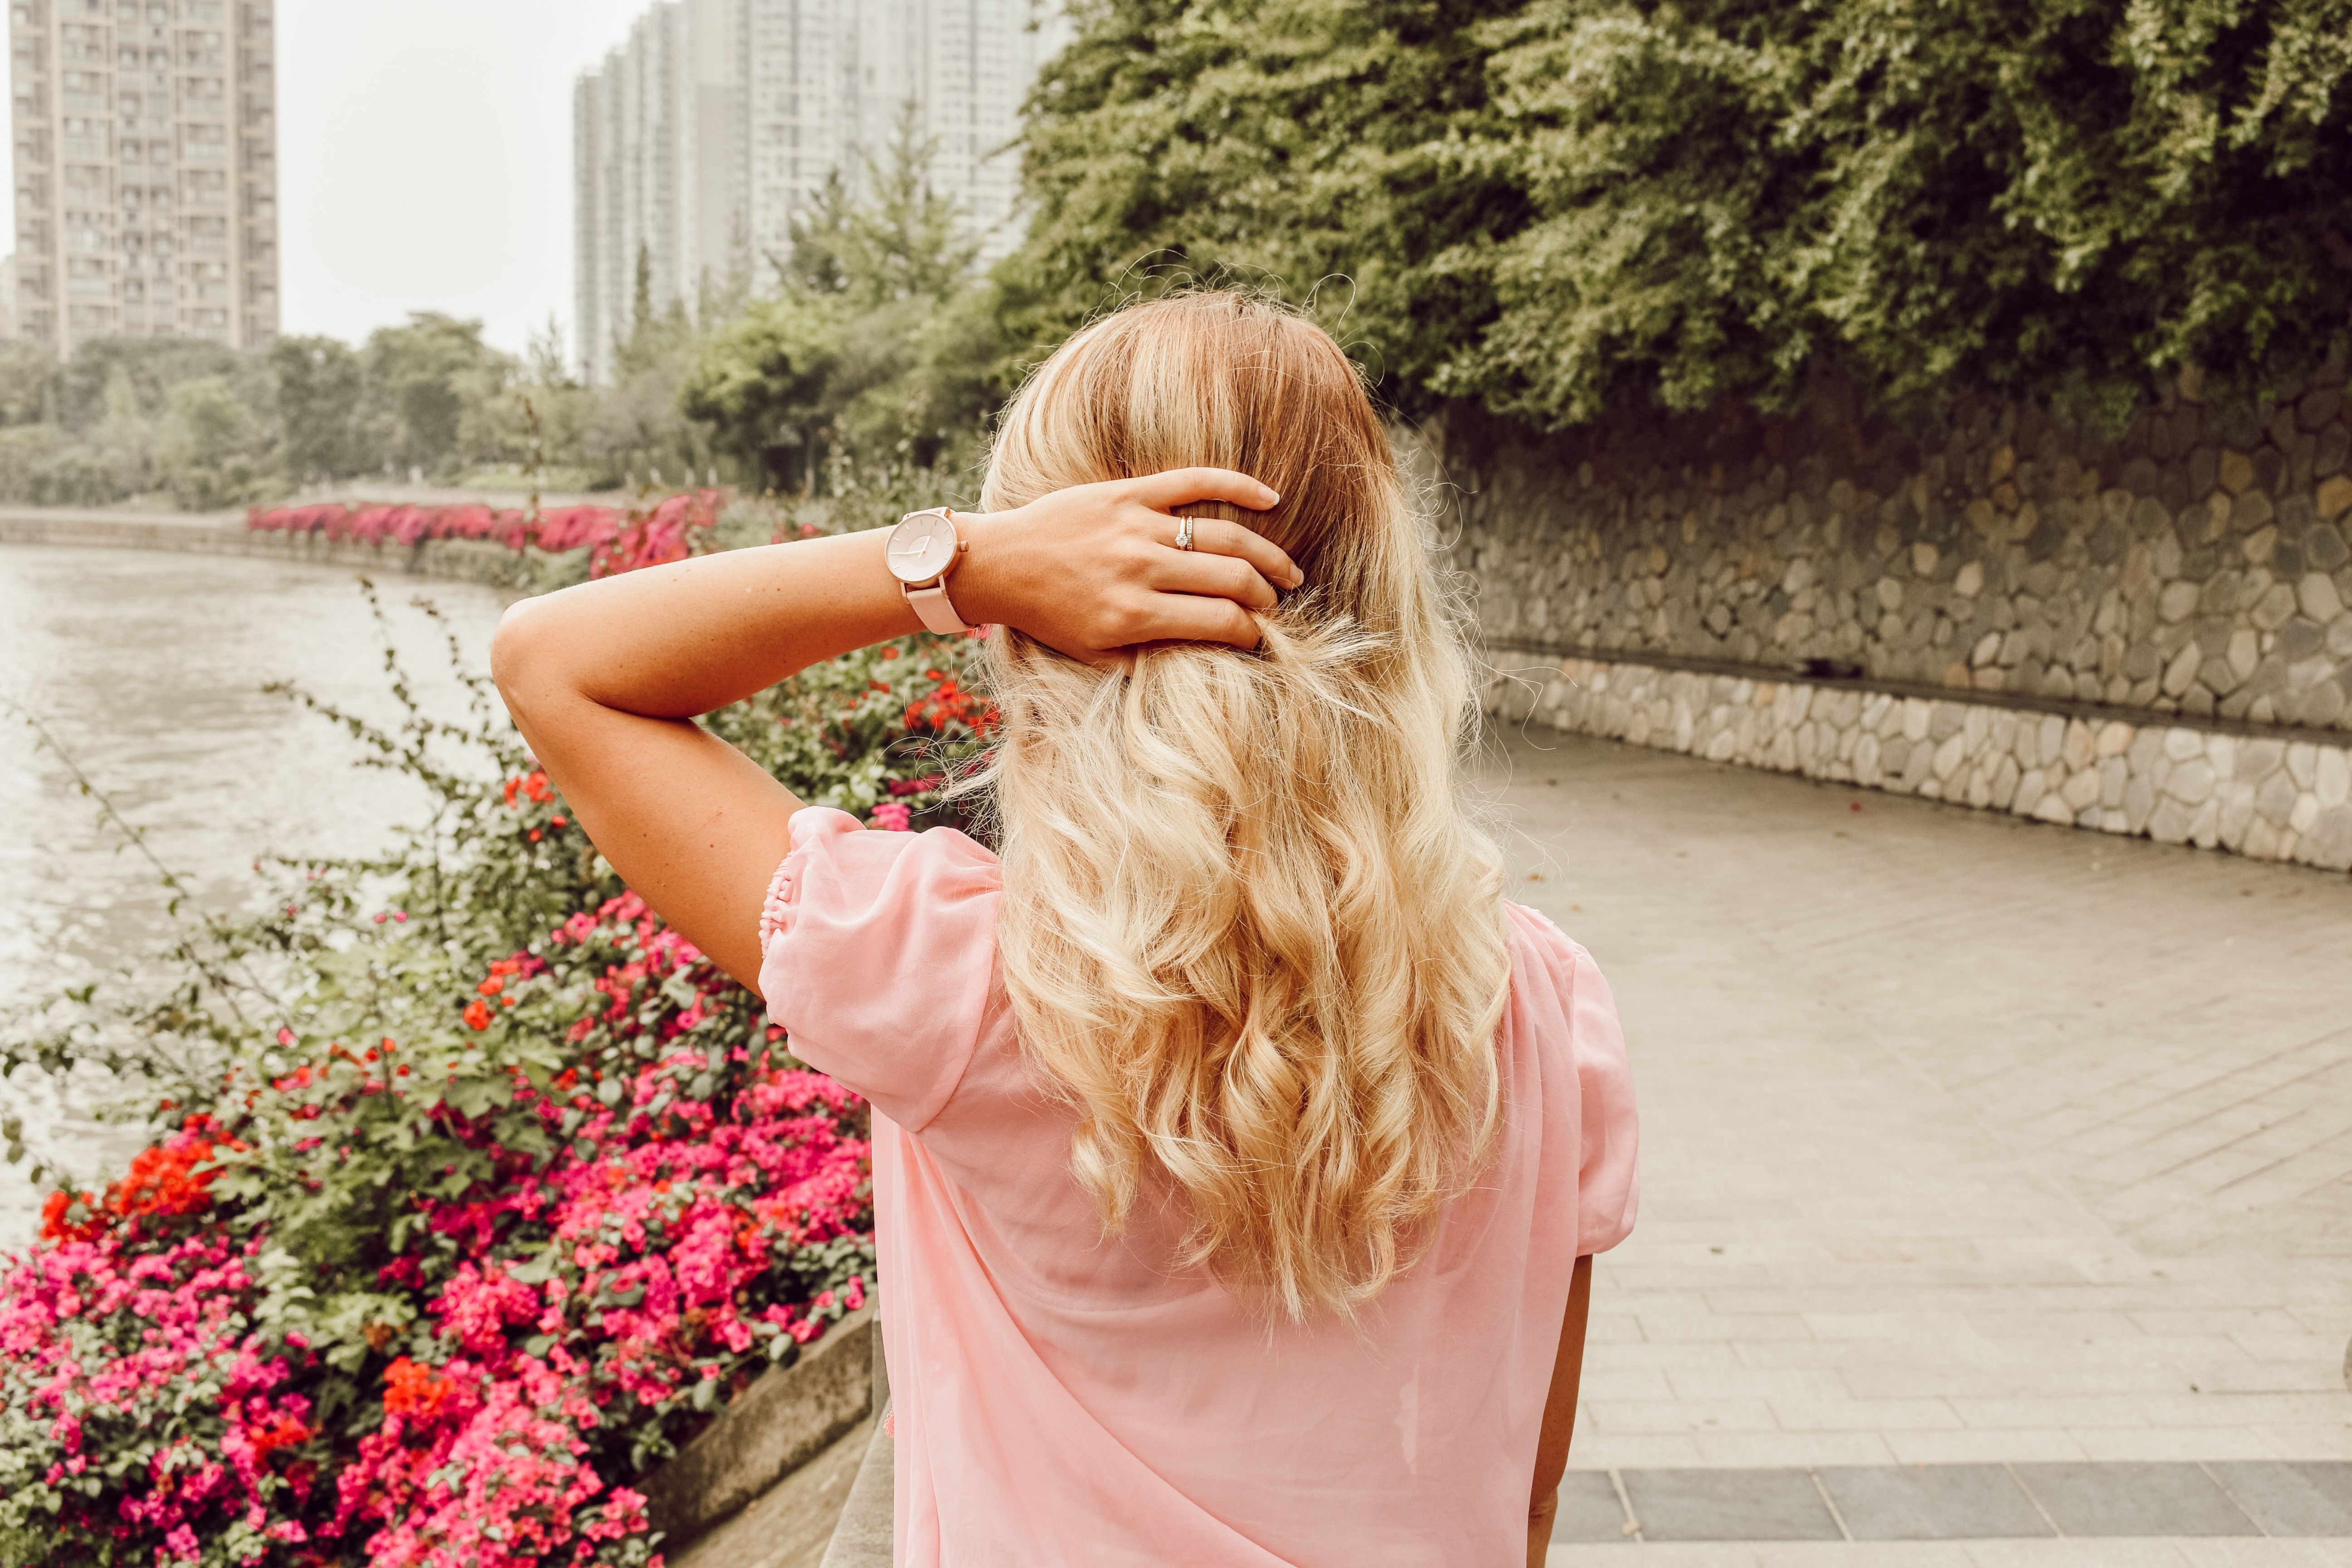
[755,808,1005,1133]
[1509,903,1641,1257]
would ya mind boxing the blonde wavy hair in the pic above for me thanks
[974,293,1512,1323]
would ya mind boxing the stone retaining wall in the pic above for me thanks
[1436,355,2352,737]
[1493,657,2352,873]
[0,507,534,589]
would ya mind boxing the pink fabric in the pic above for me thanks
[758,808,1639,1568]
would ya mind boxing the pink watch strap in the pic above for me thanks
[905,579,971,635]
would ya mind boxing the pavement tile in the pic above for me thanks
[2068,1428,2279,1462]
[1488,730,2352,1537]
[1882,1431,2090,1466]
[1620,1468,1845,1542]
[1815,1465,2051,1540]
[1550,1470,1635,1544]
[2010,1462,2259,1537]
[1690,1433,1898,1469]
[2207,1461,2352,1537]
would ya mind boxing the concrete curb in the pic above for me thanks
[644,1307,877,1555]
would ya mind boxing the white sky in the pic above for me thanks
[0,2,658,355]
[272,0,651,354]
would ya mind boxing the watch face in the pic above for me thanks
[887,510,957,583]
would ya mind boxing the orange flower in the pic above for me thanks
[464,1000,493,1031]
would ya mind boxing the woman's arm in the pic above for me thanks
[1528,1254,1595,1567]
[490,470,1294,991]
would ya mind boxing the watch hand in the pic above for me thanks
[889,542,934,556]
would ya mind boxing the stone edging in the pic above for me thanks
[641,1306,878,1554]
[1493,654,2352,874]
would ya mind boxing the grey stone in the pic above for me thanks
[2011,1462,2258,1538]
[1548,1471,1636,1543]
[2123,774,2157,833]
[2278,617,2327,663]
[1620,1469,1844,1543]
[2295,681,2348,727]
[2309,524,2352,573]
[1818,1465,2051,1541]
[2305,805,2352,872]
[2209,1460,2352,1537]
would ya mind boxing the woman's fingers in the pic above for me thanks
[1126,593,1264,651]
[1151,547,1282,612]
[1129,466,1280,514]
[1156,514,1303,589]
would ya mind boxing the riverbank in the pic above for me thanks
[0,545,513,1247]
[0,505,536,589]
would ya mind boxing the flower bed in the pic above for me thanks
[247,491,726,580]
[2,512,996,1568]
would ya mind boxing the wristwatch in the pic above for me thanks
[885,506,971,634]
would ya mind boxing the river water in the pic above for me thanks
[0,545,511,1250]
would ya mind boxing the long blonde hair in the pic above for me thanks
[975,293,1511,1322]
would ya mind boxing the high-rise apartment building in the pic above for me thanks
[575,0,1066,385]
[7,0,280,357]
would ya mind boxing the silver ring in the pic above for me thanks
[1174,516,1195,551]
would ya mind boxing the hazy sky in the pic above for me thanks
[0,2,658,354]
[273,1,652,354]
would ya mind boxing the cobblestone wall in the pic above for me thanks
[1440,355,2352,733]
[1494,659,2352,873]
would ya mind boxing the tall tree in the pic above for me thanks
[1006,0,2352,428]
[270,335,366,483]
[358,314,513,480]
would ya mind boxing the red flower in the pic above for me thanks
[464,1000,493,1031]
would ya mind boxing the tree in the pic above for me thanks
[688,99,1003,485]
[94,365,156,497]
[161,375,269,510]
[1005,0,2352,430]
[1000,0,1525,417]
[785,101,979,310]
[358,314,513,480]
[680,294,839,490]
[0,341,57,427]
[270,335,366,483]
[57,336,256,436]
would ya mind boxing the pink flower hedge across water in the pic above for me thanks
[247,491,726,580]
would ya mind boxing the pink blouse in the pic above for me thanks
[757,809,1638,1568]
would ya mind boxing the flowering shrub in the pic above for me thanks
[246,491,725,581]
[2,504,1000,1567]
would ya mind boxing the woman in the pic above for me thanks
[493,294,1637,1567]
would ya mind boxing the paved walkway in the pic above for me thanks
[1480,725,2352,1563]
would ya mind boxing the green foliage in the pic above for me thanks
[271,334,368,483]
[680,294,839,491]
[686,105,1006,491]
[1007,0,2352,428]
[0,340,57,426]
[161,376,272,511]
[358,312,514,480]
[1000,0,1528,416]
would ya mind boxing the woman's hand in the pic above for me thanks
[953,468,1299,661]
[490,466,1294,991]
